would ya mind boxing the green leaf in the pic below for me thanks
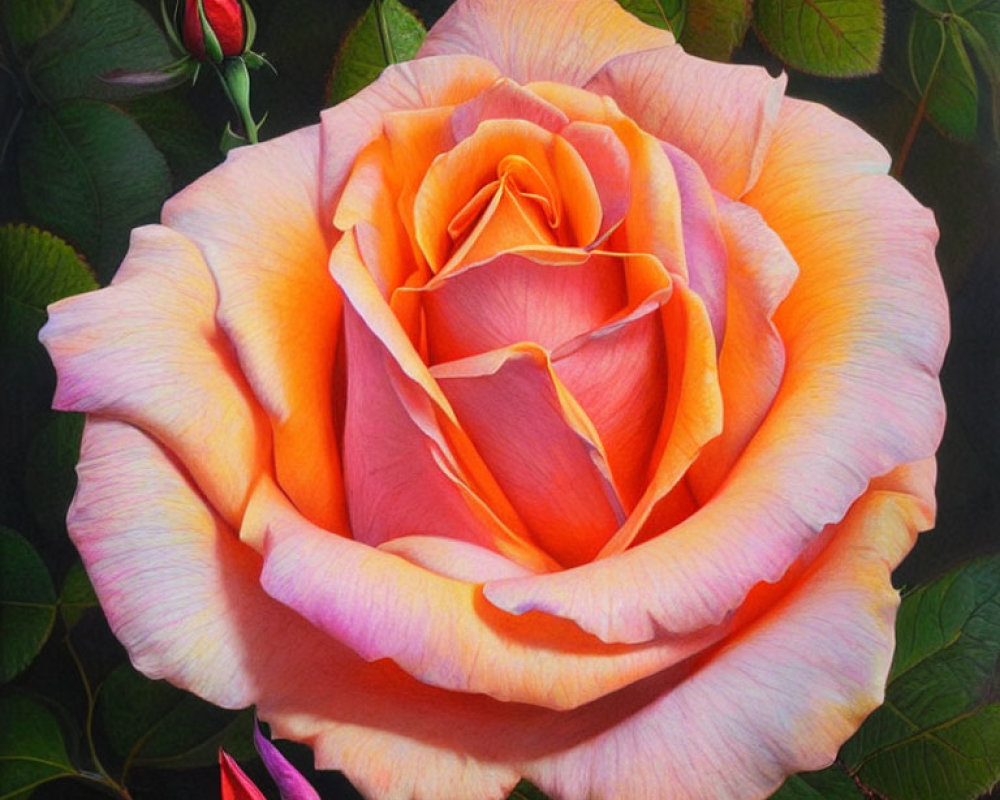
[326,0,426,106]
[0,224,95,475]
[840,554,1000,800]
[0,0,75,50]
[24,0,175,104]
[23,412,85,541]
[767,767,862,799]
[0,224,97,311]
[98,664,256,773]
[617,0,686,37]
[58,562,98,630]
[507,779,553,800]
[17,100,170,281]
[906,11,979,140]
[124,89,222,188]
[680,0,751,60]
[0,693,76,797]
[0,528,57,683]
[752,0,885,76]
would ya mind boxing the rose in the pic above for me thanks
[181,0,250,61]
[40,0,948,797]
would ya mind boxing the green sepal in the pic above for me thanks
[198,0,225,63]
[241,0,257,52]
[160,0,185,53]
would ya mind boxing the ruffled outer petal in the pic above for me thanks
[255,474,729,710]
[418,0,674,86]
[515,467,933,800]
[68,417,521,800]
[163,126,346,533]
[68,413,936,800]
[40,225,269,526]
[586,47,786,198]
[484,98,947,643]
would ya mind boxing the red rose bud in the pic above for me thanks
[182,0,246,62]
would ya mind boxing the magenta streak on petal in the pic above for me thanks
[663,142,728,352]
[253,720,321,800]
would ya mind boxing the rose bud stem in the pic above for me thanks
[219,56,263,145]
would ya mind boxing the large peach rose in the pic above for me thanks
[40,0,948,798]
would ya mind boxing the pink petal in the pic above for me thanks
[432,344,626,566]
[419,0,674,85]
[68,418,309,707]
[419,251,627,363]
[451,78,570,140]
[341,302,547,571]
[592,283,724,558]
[70,417,933,800]
[663,143,728,347]
[162,126,347,532]
[586,47,787,198]
[40,225,268,528]
[379,536,535,583]
[686,197,798,500]
[256,476,727,709]
[517,469,933,800]
[559,121,632,245]
[268,464,934,800]
[553,305,667,510]
[484,99,946,645]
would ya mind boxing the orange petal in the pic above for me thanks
[163,126,347,533]
[320,54,502,216]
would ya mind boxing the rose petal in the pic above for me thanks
[268,464,932,800]
[663,143,728,348]
[553,305,668,510]
[254,474,728,710]
[591,283,723,557]
[413,118,567,272]
[432,344,626,566]
[484,99,946,645]
[451,78,570,140]
[560,121,631,245]
[518,470,931,800]
[418,251,627,363]
[163,125,346,532]
[40,225,269,527]
[320,54,502,216]
[341,302,548,571]
[419,0,674,85]
[379,536,535,583]
[68,419,302,707]
[71,416,931,800]
[586,47,787,198]
[686,197,798,500]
